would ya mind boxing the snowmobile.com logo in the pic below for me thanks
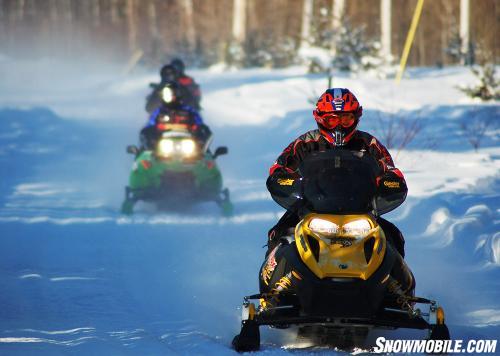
[373,337,497,354]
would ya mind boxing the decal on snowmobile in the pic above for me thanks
[141,160,152,170]
[383,180,400,188]
[261,246,278,286]
[261,271,296,310]
[387,277,415,312]
[327,237,353,247]
[277,178,294,186]
[273,274,292,291]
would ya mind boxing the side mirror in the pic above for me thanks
[126,145,140,155]
[213,146,228,159]
[149,82,158,89]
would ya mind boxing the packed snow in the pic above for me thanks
[0,56,498,354]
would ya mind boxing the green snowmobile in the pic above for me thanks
[121,128,232,215]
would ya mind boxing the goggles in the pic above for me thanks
[320,112,356,129]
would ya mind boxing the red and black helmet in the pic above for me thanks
[313,88,363,145]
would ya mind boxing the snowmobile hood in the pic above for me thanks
[295,213,386,280]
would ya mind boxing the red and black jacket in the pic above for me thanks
[267,129,407,220]
[177,75,201,108]
[269,129,405,183]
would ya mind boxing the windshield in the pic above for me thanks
[298,150,382,214]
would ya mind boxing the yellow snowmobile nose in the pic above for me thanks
[295,213,386,280]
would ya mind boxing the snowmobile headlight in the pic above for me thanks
[342,219,371,238]
[180,139,196,157]
[161,87,174,103]
[157,139,174,156]
[159,114,170,123]
[309,218,339,235]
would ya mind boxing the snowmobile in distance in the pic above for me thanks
[232,150,450,352]
[121,125,232,216]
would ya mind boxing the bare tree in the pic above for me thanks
[17,0,26,21]
[126,0,138,54]
[227,0,247,66]
[181,0,196,53]
[380,0,391,61]
[92,0,101,27]
[63,0,72,24]
[147,1,158,39]
[374,111,425,158]
[232,0,246,43]
[146,0,161,65]
[440,0,456,66]
[110,0,119,24]
[460,0,470,65]
[48,0,58,23]
[301,0,313,49]
[330,0,345,56]
[460,108,498,151]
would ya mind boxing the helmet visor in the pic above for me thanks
[320,112,356,129]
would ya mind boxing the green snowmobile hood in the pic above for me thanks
[128,150,223,193]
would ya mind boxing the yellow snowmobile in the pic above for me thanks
[232,150,450,351]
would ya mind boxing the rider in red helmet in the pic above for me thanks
[266,88,407,257]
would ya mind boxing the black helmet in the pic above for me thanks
[170,58,185,75]
[160,64,177,82]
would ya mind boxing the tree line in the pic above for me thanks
[0,0,497,68]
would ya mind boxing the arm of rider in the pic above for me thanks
[200,124,212,137]
[192,81,201,101]
[194,124,212,143]
[267,139,305,210]
[378,170,408,201]
[145,91,162,113]
[266,174,304,211]
[368,136,408,203]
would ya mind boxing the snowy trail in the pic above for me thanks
[0,65,499,354]
[1,111,498,355]
[0,110,289,354]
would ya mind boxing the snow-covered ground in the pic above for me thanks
[0,56,499,354]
